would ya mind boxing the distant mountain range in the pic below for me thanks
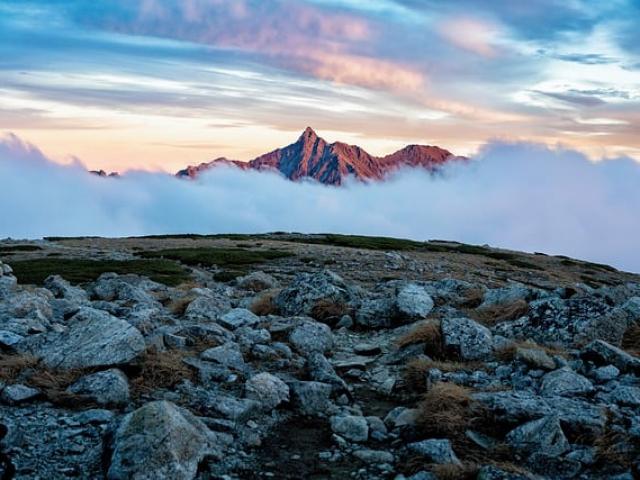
[176,127,465,185]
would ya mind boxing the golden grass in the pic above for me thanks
[397,320,444,359]
[621,323,640,356]
[310,298,351,323]
[416,383,475,437]
[458,288,485,308]
[469,300,529,327]
[404,357,481,391]
[0,354,39,383]
[25,367,98,408]
[250,289,280,316]
[431,463,479,480]
[166,295,197,316]
[130,348,195,396]
[494,340,567,362]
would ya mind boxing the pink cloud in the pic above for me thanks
[116,0,424,92]
[438,17,502,57]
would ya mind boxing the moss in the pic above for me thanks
[139,247,292,268]
[10,258,189,286]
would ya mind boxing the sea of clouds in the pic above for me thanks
[1,132,639,272]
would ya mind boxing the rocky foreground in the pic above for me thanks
[1,238,640,479]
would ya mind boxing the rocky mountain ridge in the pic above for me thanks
[1,235,639,479]
[176,127,464,185]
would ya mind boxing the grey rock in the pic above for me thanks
[307,352,349,393]
[441,317,493,360]
[245,372,290,409]
[27,307,145,369]
[75,408,116,425]
[354,343,382,356]
[289,320,333,355]
[275,270,357,317]
[515,347,556,370]
[0,384,40,405]
[217,308,261,330]
[606,385,640,406]
[290,380,333,415]
[540,368,594,397]
[352,449,394,464]
[474,391,606,435]
[44,274,88,302]
[355,297,394,328]
[505,416,569,456]
[592,364,620,382]
[581,339,640,374]
[330,415,368,442]
[527,452,581,478]
[480,283,538,309]
[477,465,533,479]
[108,400,219,480]
[236,271,278,291]
[407,438,461,465]
[396,283,434,319]
[384,407,418,428]
[67,369,130,406]
[184,291,232,321]
[200,342,245,370]
[0,330,24,348]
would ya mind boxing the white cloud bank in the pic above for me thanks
[1,133,639,272]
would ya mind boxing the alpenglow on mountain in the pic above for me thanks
[176,127,465,185]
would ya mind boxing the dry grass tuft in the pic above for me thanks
[621,323,640,356]
[594,429,639,470]
[458,288,485,308]
[404,358,480,391]
[130,348,195,396]
[469,300,529,327]
[397,320,444,359]
[431,463,479,480]
[25,368,98,407]
[0,354,39,382]
[494,340,567,362]
[167,295,196,316]
[250,289,280,316]
[416,383,476,438]
[310,298,351,324]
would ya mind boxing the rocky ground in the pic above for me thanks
[1,234,639,479]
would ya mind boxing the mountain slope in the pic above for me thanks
[176,127,464,185]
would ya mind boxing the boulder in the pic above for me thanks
[0,330,24,349]
[330,415,368,442]
[200,342,245,371]
[307,352,349,394]
[0,384,40,405]
[236,271,278,292]
[407,439,461,465]
[289,320,333,355]
[289,381,333,415]
[108,401,219,480]
[26,307,145,369]
[581,339,640,374]
[515,347,556,370]
[540,368,594,397]
[217,308,261,330]
[505,416,569,456]
[184,291,231,321]
[43,275,88,303]
[395,283,434,320]
[245,373,290,409]
[275,270,357,317]
[67,369,130,406]
[441,317,493,360]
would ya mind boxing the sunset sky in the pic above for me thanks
[2,0,639,172]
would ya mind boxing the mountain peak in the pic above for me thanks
[299,126,319,142]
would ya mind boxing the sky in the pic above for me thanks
[1,0,640,172]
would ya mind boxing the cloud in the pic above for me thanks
[2,133,640,273]
[438,17,501,57]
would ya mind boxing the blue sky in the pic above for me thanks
[1,0,639,171]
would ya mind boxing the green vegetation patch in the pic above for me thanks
[139,247,292,269]
[10,258,189,286]
[0,245,43,253]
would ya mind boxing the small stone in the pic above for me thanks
[515,347,556,370]
[330,415,369,442]
[289,320,333,355]
[352,449,394,464]
[0,330,24,349]
[592,365,620,382]
[218,308,261,330]
[354,343,382,356]
[245,373,290,409]
[0,384,40,405]
[201,342,245,370]
[407,439,461,465]
[540,368,593,397]
[505,416,569,457]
